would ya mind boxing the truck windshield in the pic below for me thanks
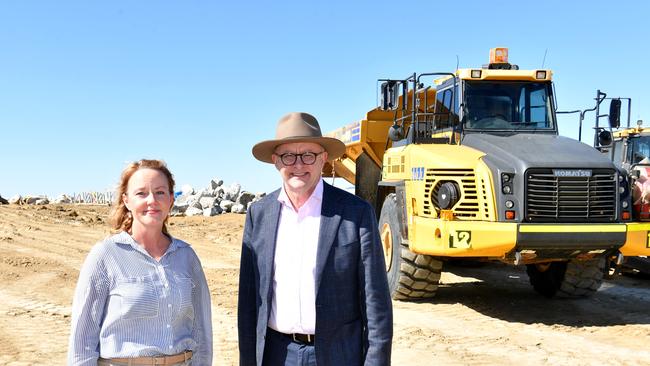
[627,136,650,165]
[463,81,554,130]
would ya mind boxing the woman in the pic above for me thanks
[68,159,212,366]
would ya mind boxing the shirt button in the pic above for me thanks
[164,283,169,287]
[167,324,171,328]
[168,345,173,349]
[168,304,172,308]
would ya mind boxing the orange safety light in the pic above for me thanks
[490,47,509,64]
[440,210,455,221]
[622,211,631,220]
[505,210,515,220]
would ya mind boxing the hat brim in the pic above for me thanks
[252,136,346,164]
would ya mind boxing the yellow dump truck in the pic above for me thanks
[324,48,629,299]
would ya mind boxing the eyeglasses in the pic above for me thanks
[275,151,324,166]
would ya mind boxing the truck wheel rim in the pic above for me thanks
[381,222,393,272]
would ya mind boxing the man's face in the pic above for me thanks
[273,142,328,198]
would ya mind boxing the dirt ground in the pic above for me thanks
[1,204,650,366]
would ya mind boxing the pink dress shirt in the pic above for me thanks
[267,179,323,335]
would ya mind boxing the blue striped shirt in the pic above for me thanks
[68,231,213,366]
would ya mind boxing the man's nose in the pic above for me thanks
[294,154,309,167]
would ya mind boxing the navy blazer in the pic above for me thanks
[237,182,392,366]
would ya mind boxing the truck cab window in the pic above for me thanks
[464,81,554,131]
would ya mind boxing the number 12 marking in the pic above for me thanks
[449,230,471,248]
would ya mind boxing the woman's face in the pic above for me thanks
[122,168,173,232]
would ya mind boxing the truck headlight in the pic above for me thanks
[437,182,460,209]
[501,173,514,195]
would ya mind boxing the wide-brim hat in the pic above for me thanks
[252,112,345,164]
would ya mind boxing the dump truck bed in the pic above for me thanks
[323,108,395,184]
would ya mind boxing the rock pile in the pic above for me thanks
[0,194,8,205]
[1,178,265,217]
[53,194,73,204]
[172,178,264,217]
[8,195,50,205]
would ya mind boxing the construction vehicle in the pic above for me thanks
[324,48,629,299]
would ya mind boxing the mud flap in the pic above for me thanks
[355,152,381,209]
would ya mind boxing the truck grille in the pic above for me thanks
[423,169,483,219]
[524,168,617,222]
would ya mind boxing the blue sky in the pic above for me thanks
[1,0,648,199]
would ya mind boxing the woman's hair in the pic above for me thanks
[109,159,175,234]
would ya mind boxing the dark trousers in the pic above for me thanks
[263,328,317,366]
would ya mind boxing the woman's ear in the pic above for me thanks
[122,193,130,211]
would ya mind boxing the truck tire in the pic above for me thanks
[526,257,606,298]
[379,193,442,300]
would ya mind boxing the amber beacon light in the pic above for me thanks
[489,47,508,64]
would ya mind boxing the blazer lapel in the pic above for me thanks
[259,191,282,314]
[314,183,342,293]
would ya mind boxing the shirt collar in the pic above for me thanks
[115,231,188,255]
[277,178,324,210]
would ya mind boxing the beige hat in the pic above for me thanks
[252,112,345,163]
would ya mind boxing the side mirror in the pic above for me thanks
[598,129,612,147]
[609,99,621,129]
[388,124,405,141]
[380,81,399,111]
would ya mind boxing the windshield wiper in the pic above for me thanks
[510,121,544,131]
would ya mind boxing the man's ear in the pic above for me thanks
[272,154,282,170]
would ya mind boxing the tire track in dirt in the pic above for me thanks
[0,288,71,365]
[391,263,650,366]
[393,299,650,366]
[205,267,239,365]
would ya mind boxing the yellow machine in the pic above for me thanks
[325,48,629,299]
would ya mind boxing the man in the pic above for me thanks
[238,112,393,366]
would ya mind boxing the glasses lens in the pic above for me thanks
[281,153,297,165]
[301,153,317,165]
